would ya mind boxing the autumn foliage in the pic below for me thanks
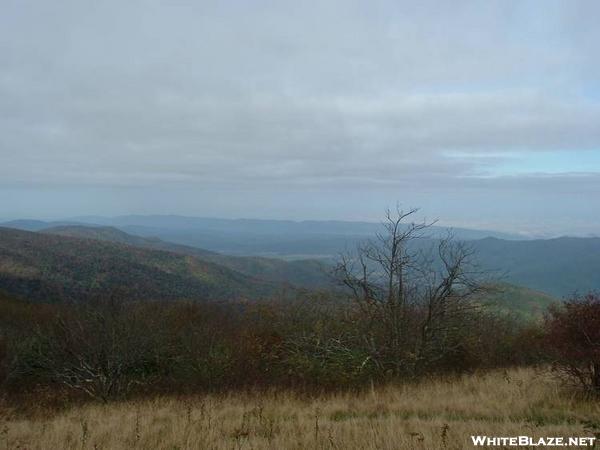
[544,293,600,394]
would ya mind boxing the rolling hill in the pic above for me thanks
[470,237,600,298]
[38,226,564,317]
[3,216,600,297]
[478,283,558,320]
[3,216,523,259]
[0,227,279,303]
[42,225,332,288]
[35,216,599,297]
[0,226,566,320]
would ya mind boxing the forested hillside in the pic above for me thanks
[43,225,331,288]
[470,237,600,297]
[0,227,278,303]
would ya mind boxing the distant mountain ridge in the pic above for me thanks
[1,219,84,232]
[470,236,600,298]
[60,215,527,259]
[42,225,218,256]
[69,215,526,240]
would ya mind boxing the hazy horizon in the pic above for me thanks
[2,1,599,236]
[2,212,598,239]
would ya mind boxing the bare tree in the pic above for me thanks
[334,207,489,375]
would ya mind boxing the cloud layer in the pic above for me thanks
[1,0,599,234]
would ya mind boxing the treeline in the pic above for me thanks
[2,290,599,405]
[0,292,543,404]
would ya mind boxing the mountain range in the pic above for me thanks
[1,216,599,298]
[2,216,524,259]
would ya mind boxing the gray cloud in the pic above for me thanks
[1,0,599,234]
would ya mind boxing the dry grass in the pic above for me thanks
[1,368,599,449]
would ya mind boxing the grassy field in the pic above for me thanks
[1,368,599,450]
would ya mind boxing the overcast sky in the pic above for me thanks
[1,1,599,236]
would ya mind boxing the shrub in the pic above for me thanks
[544,293,600,395]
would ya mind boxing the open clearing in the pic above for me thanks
[2,368,599,449]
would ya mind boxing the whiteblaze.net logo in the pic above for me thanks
[471,436,596,447]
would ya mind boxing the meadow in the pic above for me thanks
[2,368,598,450]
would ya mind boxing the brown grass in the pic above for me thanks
[1,368,599,449]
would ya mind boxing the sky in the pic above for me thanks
[1,0,599,236]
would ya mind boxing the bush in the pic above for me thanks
[10,299,175,401]
[0,292,548,402]
[544,293,600,395]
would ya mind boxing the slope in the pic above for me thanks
[0,227,277,303]
[470,237,600,297]
[42,225,332,288]
[478,282,558,321]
